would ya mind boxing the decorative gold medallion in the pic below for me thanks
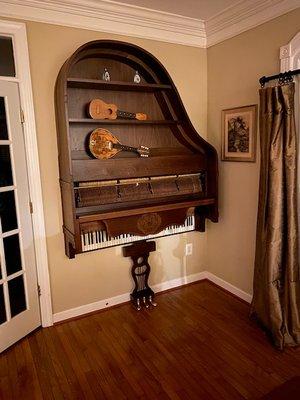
[137,213,161,235]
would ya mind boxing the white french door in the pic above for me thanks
[0,80,40,352]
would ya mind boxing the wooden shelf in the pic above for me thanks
[72,154,205,182]
[56,40,218,258]
[77,198,215,221]
[67,78,172,92]
[68,118,181,125]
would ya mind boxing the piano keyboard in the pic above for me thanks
[81,215,195,252]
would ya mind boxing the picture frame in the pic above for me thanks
[221,104,257,162]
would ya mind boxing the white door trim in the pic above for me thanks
[280,31,300,72]
[0,19,53,327]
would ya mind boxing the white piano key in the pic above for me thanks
[84,233,88,251]
[81,215,196,252]
[91,232,95,249]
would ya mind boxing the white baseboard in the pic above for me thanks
[205,272,252,303]
[53,271,251,323]
[151,271,208,293]
[53,292,130,323]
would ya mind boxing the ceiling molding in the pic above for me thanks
[206,0,300,47]
[0,0,299,48]
[0,0,206,48]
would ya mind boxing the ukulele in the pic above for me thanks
[88,99,147,121]
[89,128,150,160]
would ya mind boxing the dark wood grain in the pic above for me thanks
[123,240,156,308]
[104,208,189,237]
[68,118,180,125]
[1,281,300,400]
[77,198,215,222]
[55,40,218,258]
[67,78,172,91]
[259,377,300,399]
[72,155,206,182]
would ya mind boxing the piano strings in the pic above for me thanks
[75,173,205,209]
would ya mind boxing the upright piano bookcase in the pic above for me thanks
[55,39,218,260]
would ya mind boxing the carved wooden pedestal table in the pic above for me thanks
[123,240,157,310]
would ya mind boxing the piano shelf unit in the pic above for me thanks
[55,40,218,259]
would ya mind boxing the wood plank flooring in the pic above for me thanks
[1,280,300,399]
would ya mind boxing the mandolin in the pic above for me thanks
[89,128,149,160]
[88,99,147,121]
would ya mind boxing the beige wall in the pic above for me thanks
[207,9,300,295]
[20,21,208,313]
[4,8,298,315]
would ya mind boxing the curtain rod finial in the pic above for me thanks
[259,76,266,88]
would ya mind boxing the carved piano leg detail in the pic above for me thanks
[136,298,142,311]
[149,295,157,307]
[123,240,156,309]
[143,296,149,309]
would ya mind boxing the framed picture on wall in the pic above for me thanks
[221,104,257,162]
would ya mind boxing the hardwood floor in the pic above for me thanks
[1,280,300,400]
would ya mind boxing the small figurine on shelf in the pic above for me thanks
[133,70,141,84]
[102,68,111,81]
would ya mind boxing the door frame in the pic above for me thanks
[0,19,53,327]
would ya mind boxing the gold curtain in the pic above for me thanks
[251,82,300,349]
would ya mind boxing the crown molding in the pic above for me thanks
[0,0,206,47]
[206,0,300,47]
[0,0,299,48]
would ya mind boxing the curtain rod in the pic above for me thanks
[259,69,300,87]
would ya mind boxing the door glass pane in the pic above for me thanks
[0,36,15,77]
[8,275,26,317]
[3,234,22,276]
[0,190,18,233]
[0,285,6,324]
[0,97,8,140]
[0,145,13,187]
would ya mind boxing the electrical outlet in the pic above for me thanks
[185,243,193,256]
